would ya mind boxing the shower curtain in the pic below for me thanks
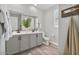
[64,16,79,55]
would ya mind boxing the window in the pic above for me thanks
[54,9,59,28]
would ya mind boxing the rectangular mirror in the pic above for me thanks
[9,10,40,32]
[21,15,39,32]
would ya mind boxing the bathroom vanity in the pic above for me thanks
[6,31,43,55]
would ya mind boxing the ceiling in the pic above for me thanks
[34,4,55,11]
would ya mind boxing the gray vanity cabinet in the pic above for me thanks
[30,33,43,48]
[6,35,20,54]
[30,34,37,48]
[21,34,30,51]
[37,33,43,45]
[6,33,43,54]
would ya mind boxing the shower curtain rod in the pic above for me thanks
[61,5,79,18]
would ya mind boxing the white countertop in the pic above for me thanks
[12,31,43,36]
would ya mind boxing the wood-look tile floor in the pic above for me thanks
[31,45,58,55]
[20,45,58,55]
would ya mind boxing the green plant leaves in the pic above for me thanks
[21,18,31,28]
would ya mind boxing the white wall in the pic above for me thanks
[0,4,44,55]
[59,4,79,54]
[42,5,59,45]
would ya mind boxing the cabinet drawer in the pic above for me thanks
[6,35,19,54]
[30,34,37,48]
[21,34,30,51]
[37,34,43,45]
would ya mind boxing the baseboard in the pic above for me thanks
[42,42,49,46]
[49,41,58,49]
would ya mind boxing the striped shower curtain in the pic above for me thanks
[64,16,79,55]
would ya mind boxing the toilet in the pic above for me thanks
[42,33,49,45]
[42,33,55,46]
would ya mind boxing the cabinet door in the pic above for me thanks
[37,33,43,45]
[21,34,30,51]
[30,34,37,48]
[6,35,19,54]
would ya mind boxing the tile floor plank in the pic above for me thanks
[19,45,58,55]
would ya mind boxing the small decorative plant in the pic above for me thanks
[21,18,31,28]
